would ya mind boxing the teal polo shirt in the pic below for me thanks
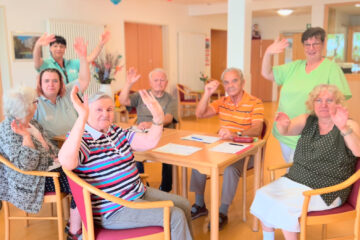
[33,81,79,138]
[38,55,80,84]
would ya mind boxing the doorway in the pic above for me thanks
[124,22,163,91]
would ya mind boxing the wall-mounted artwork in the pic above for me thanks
[12,32,41,61]
[352,32,360,62]
[326,33,345,61]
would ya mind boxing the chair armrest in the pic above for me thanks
[0,155,60,178]
[303,169,360,197]
[268,162,293,182]
[63,168,174,209]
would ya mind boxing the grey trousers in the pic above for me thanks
[190,157,253,205]
[101,187,193,240]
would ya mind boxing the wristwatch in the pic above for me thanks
[236,131,243,136]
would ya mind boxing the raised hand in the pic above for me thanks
[36,33,56,47]
[330,105,349,131]
[100,31,111,46]
[70,85,89,120]
[11,119,30,137]
[275,112,290,129]
[204,80,220,96]
[265,37,289,55]
[218,128,234,140]
[74,38,88,58]
[126,67,141,85]
[139,90,164,125]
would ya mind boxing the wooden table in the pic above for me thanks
[53,127,265,239]
[132,128,264,239]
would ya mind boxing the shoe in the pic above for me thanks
[191,204,208,220]
[64,222,70,234]
[208,213,228,230]
[67,228,82,240]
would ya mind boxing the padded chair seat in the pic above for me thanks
[308,202,354,216]
[95,226,164,239]
[44,192,56,196]
[181,99,197,103]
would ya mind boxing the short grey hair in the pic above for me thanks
[220,67,244,84]
[3,86,37,121]
[148,68,167,80]
[88,91,114,105]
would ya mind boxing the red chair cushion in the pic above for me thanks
[44,192,56,196]
[178,84,185,101]
[181,99,197,103]
[95,226,163,240]
[308,203,353,216]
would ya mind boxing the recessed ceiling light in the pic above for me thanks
[355,3,360,7]
[277,9,294,16]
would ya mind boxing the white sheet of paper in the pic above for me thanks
[181,134,220,144]
[210,142,251,154]
[153,143,202,156]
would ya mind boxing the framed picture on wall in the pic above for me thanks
[12,32,41,61]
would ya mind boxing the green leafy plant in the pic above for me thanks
[92,53,123,84]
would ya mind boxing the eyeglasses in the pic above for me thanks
[314,98,334,105]
[304,42,322,48]
[32,99,39,104]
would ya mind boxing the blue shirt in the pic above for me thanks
[38,55,80,84]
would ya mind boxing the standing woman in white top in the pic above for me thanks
[33,38,90,138]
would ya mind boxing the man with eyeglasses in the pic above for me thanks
[261,27,352,164]
[119,68,178,193]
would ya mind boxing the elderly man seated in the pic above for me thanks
[190,67,264,229]
[119,68,177,192]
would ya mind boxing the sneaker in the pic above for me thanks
[208,213,228,230]
[64,222,70,234]
[67,228,82,240]
[191,204,208,220]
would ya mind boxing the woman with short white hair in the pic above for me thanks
[0,86,82,240]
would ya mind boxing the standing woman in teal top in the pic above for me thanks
[33,38,90,138]
[33,31,110,84]
[261,27,352,163]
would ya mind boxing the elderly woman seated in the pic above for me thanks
[250,84,360,240]
[59,87,193,240]
[0,86,82,239]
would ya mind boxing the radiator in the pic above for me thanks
[46,19,105,96]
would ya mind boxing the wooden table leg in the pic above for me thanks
[172,166,179,195]
[252,147,262,232]
[210,167,219,240]
[181,167,188,198]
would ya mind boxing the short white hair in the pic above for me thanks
[148,68,167,80]
[88,91,114,105]
[220,67,244,84]
[3,86,37,121]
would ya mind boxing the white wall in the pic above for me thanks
[0,0,227,94]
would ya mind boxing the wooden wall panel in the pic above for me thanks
[211,29,227,93]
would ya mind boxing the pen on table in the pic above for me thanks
[229,143,243,146]
[191,136,203,141]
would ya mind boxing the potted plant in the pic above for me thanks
[92,53,123,96]
[199,72,209,84]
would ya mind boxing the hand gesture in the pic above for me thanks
[74,38,88,58]
[100,31,111,46]
[218,128,234,140]
[275,112,290,129]
[330,105,349,131]
[204,80,220,96]
[139,90,164,125]
[70,85,89,120]
[265,37,289,55]
[138,121,152,130]
[126,67,141,85]
[11,119,30,137]
[36,33,56,47]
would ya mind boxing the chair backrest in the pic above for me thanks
[347,158,360,208]
[261,118,271,140]
[176,84,185,101]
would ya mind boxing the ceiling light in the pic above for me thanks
[277,9,294,16]
[355,3,360,7]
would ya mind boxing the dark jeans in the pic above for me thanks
[136,162,173,192]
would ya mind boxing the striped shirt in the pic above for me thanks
[72,124,145,223]
[210,91,264,132]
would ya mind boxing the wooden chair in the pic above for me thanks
[0,155,66,240]
[241,118,271,221]
[63,168,174,240]
[268,158,360,240]
[176,84,200,120]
